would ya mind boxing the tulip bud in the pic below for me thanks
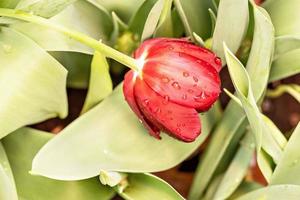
[123,38,221,142]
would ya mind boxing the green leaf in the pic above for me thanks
[264,0,300,37]
[228,181,263,199]
[81,51,112,114]
[141,0,164,41]
[31,84,217,180]
[173,0,213,39]
[16,0,77,18]
[11,0,113,54]
[269,49,300,82]
[50,52,91,89]
[128,0,157,37]
[274,36,300,58]
[154,0,173,38]
[0,0,21,8]
[0,27,67,139]
[212,0,249,63]
[0,143,18,200]
[213,132,255,200]
[188,4,274,199]
[271,123,300,185]
[2,128,115,200]
[117,173,184,200]
[236,184,300,200]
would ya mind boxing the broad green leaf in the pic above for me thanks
[81,51,112,113]
[90,0,146,23]
[117,173,184,200]
[236,185,300,200]
[269,49,300,82]
[171,7,184,38]
[141,0,164,41]
[0,0,21,8]
[212,0,249,63]
[271,123,300,185]
[274,36,300,58]
[128,0,157,37]
[188,4,274,200]
[213,132,255,200]
[16,0,77,18]
[11,0,113,54]
[32,84,218,180]
[50,52,91,89]
[0,143,18,200]
[2,128,115,200]
[0,27,67,139]
[264,0,300,37]
[173,0,213,39]
[267,84,300,103]
[228,181,262,199]
[203,175,223,200]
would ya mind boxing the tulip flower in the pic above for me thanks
[123,38,221,142]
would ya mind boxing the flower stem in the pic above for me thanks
[0,8,140,71]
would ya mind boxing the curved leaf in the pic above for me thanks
[11,0,113,54]
[275,36,300,58]
[31,85,217,180]
[212,0,249,63]
[117,173,184,200]
[2,128,115,200]
[0,143,18,200]
[0,27,67,139]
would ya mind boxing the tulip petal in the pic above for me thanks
[134,77,201,142]
[123,70,161,139]
[142,52,221,111]
[139,38,222,72]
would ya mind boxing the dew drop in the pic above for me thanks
[171,82,181,90]
[161,76,170,83]
[214,57,222,65]
[143,99,149,106]
[176,128,181,132]
[177,123,181,127]
[193,84,197,87]
[168,46,174,50]
[182,94,187,100]
[183,71,189,77]
[154,107,161,114]
[193,76,198,82]
[163,95,169,104]
[188,89,194,94]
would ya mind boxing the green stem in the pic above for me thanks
[0,8,140,71]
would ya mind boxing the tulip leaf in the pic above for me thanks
[212,0,249,63]
[0,143,18,200]
[228,181,263,199]
[0,0,21,8]
[264,0,300,37]
[16,0,77,18]
[269,49,300,82]
[270,123,300,185]
[236,184,300,200]
[128,0,157,37]
[173,0,213,39]
[81,51,112,114]
[2,127,115,200]
[154,0,173,38]
[11,0,113,54]
[274,36,300,58]
[141,0,164,41]
[117,173,184,200]
[0,27,67,139]
[50,52,92,89]
[31,84,218,180]
[188,4,274,199]
[213,132,255,200]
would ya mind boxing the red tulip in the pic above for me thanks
[123,38,221,142]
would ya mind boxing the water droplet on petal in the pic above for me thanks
[188,89,194,94]
[143,99,149,106]
[177,123,181,127]
[171,82,181,90]
[182,94,187,100]
[183,71,189,77]
[193,76,198,82]
[176,128,181,132]
[168,46,174,50]
[193,84,197,87]
[214,57,222,65]
[163,95,169,104]
[161,76,170,83]
[154,107,161,114]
